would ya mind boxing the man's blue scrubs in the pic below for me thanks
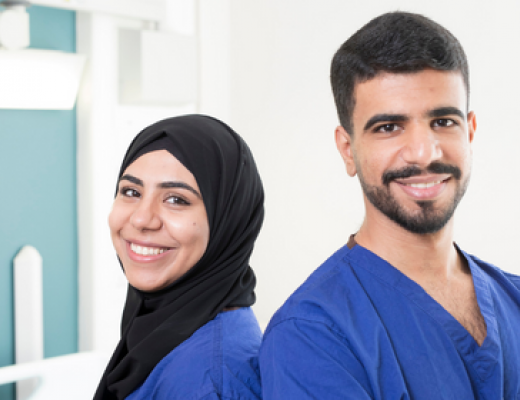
[259,241,520,399]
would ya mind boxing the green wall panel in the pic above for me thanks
[0,5,78,399]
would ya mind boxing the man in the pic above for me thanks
[259,12,520,399]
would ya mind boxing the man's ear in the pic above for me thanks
[335,125,357,177]
[467,111,476,144]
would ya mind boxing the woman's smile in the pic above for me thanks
[126,240,173,261]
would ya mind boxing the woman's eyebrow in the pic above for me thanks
[119,174,201,199]
[119,174,143,186]
[159,181,201,198]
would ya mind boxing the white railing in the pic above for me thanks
[14,246,44,399]
[0,352,109,400]
[4,246,109,399]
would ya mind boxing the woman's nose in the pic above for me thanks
[130,200,162,231]
[400,125,442,167]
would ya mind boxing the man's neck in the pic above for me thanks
[355,213,463,282]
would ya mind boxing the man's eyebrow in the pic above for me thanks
[427,107,465,120]
[364,114,408,131]
[159,181,202,198]
[119,174,143,186]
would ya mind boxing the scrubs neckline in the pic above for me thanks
[345,243,500,381]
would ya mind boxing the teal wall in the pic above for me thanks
[0,6,78,399]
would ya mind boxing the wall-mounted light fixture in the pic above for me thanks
[0,0,86,110]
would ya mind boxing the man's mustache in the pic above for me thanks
[382,162,462,186]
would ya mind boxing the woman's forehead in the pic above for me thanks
[123,150,198,187]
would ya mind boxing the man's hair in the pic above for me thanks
[330,12,469,134]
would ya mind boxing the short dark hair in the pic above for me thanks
[330,12,469,134]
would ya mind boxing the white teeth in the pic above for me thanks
[130,243,167,256]
[407,181,441,189]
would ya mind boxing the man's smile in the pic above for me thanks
[392,175,450,201]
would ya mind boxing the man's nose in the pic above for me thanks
[400,124,442,167]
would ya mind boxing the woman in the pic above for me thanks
[94,115,264,400]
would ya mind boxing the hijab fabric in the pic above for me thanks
[94,114,264,399]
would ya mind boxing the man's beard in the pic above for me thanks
[358,162,470,235]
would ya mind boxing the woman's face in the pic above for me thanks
[109,150,210,292]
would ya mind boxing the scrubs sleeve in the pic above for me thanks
[259,318,373,400]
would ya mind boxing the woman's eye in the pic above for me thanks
[165,196,189,206]
[120,188,140,198]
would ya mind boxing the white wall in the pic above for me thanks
[209,0,520,327]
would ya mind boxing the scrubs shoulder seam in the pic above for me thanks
[272,245,353,317]
[300,263,346,294]
[263,316,355,348]
[342,248,406,288]
[267,265,346,323]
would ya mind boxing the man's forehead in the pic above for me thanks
[352,70,468,120]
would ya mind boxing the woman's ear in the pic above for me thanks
[335,126,357,177]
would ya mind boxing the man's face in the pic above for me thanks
[335,69,476,234]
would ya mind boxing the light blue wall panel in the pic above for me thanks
[0,6,78,399]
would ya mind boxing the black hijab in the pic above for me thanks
[94,114,264,399]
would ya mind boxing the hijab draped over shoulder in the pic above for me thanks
[94,114,265,400]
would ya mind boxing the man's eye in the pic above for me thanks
[165,196,189,206]
[433,118,456,128]
[375,123,399,133]
[120,188,140,198]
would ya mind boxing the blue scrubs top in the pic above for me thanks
[127,307,262,400]
[259,243,520,399]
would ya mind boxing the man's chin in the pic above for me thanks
[385,205,455,235]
